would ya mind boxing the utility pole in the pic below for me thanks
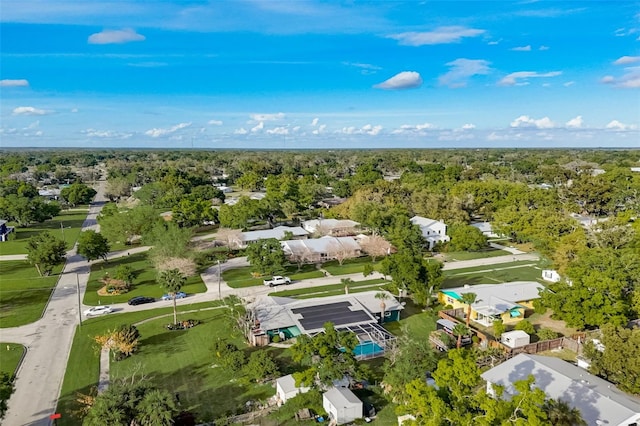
[60,221,65,243]
[76,273,82,327]
[217,259,222,299]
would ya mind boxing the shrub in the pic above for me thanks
[537,328,559,341]
[212,339,247,373]
[532,299,547,315]
[271,335,281,343]
[514,320,536,335]
[493,319,506,338]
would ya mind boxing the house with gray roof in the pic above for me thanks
[481,354,640,426]
[281,236,361,263]
[302,219,360,236]
[238,226,308,247]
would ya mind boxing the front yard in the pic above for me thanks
[223,264,323,288]
[0,343,25,376]
[441,261,545,288]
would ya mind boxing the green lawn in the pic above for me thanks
[443,249,509,261]
[223,264,323,288]
[56,302,277,425]
[271,278,390,298]
[83,252,207,305]
[442,261,544,288]
[0,261,63,328]
[322,256,381,276]
[0,343,25,376]
[0,210,88,256]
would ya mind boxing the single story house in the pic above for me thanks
[0,220,14,242]
[481,354,640,426]
[239,226,309,248]
[302,219,360,236]
[247,291,401,358]
[38,188,61,200]
[281,236,361,264]
[410,216,450,250]
[275,374,310,405]
[470,221,501,238]
[439,281,546,326]
[323,387,363,425]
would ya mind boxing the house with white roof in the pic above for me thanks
[238,226,308,248]
[482,354,640,426]
[438,281,546,326]
[471,221,501,238]
[281,236,361,263]
[410,216,450,250]
[302,219,360,236]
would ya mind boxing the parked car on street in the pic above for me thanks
[161,292,187,301]
[128,296,155,306]
[84,306,113,317]
[263,276,292,287]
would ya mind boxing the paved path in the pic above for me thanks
[0,254,28,261]
[489,242,526,255]
[442,253,538,271]
[0,180,107,426]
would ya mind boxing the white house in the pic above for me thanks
[275,374,310,405]
[410,216,450,250]
[302,219,360,236]
[322,387,363,425]
[281,236,361,263]
[541,269,561,283]
[239,226,309,247]
[500,330,530,348]
[471,221,500,238]
[481,354,640,426]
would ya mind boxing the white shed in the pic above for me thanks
[322,387,363,425]
[501,330,530,348]
[541,269,561,283]
[275,374,310,405]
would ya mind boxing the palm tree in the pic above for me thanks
[452,323,470,349]
[136,389,178,426]
[375,292,391,324]
[159,268,186,325]
[542,399,586,426]
[459,292,478,327]
[341,278,353,294]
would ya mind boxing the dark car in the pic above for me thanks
[128,296,155,306]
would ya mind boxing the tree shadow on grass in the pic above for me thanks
[441,275,486,288]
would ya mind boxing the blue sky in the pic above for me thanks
[1,0,639,148]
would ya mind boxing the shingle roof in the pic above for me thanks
[481,354,640,425]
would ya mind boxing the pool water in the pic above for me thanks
[354,341,384,357]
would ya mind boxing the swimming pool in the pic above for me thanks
[354,341,384,357]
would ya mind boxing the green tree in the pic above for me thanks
[212,339,246,372]
[514,319,536,335]
[452,323,470,349]
[243,351,280,383]
[493,319,506,338]
[375,292,391,323]
[158,269,186,325]
[77,230,110,262]
[459,292,477,327]
[113,265,135,285]
[0,373,14,421]
[542,399,586,426]
[172,198,217,228]
[144,221,193,262]
[245,238,287,276]
[60,183,97,206]
[290,323,361,387]
[136,389,178,426]
[26,231,67,276]
[447,225,487,252]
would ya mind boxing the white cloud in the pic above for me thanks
[563,81,575,87]
[250,112,285,121]
[82,128,133,139]
[510,115,555,129]
[392,122,435,134]
[25,120,39,130]
[511,45,532,51]
[499,71,562,86]
[208,119,223,126]
[144,122,191,137]
[12,106,51,115]
[88,28,145,45]
[343,62,382,74]
[565,116,583,128]
[601,67,640,88]
[251,121,264,133]
[488,39,501,45]
[614,56,640,65]
[70,108,79,113]
[266,126,289,135]
[310,117,319,126]
[539,45,550,51]
[389,26,485,46]
[234,128,248,135]
[606,120,637,131]
[374,71,422,90]
[340,124,382,135]
[0,79,29,87]
[438,58,491,88]
[462,123,476,130]
[312,124,326,135]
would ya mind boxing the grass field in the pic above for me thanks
[56,302,278,425]
[322,256,381,276]
[0,210,88,256]
[270,278,390,298]
[223,264,324,288]
[442,261,544,288]
[443,249,509,261]
[0,343,25,376]
[0,261,63,328]
[83,252,207,305]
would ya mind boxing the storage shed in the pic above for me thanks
[275,374,310,405]
[501,330,530,348]
[322,387,363,425]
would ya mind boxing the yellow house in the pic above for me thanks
[439,281,546,326]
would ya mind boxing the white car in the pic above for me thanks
[84,306,113,317]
